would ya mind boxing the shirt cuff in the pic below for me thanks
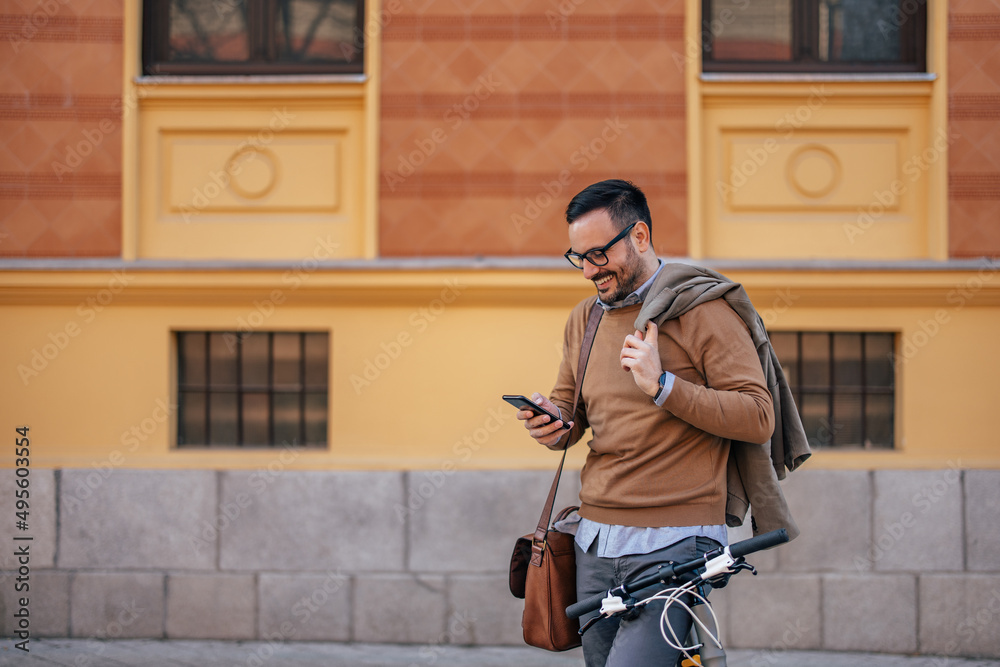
[653,371,676,407]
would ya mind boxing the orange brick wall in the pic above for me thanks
[10,2,989,261]
[378,1,688,258]
[948,3,1000,257]
[0,0,122,257]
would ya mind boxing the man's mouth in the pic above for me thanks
[594,274,614,289]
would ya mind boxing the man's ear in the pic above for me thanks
[632,221,652,252]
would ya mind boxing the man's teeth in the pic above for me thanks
[595,276,612,287]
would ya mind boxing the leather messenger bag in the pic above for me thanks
[508,302,602,651]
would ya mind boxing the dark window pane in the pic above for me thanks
[704,0,925,72]
[825,0,906,63]
[304,332,329,389]
[241,333,270,388]
[833,333,862,387]
[273,392,301,445]
[305,392,328,445]
[180,391,207,445]
[767,330,895,450]
[177,330,328,448]
[143,0,364,74]
[709,0,792,61]
[179,332,206,386]
[771,331,798,388]
[242,392,270,446]
[275,0,359,63]
[169,0,250,62]
[209,332,238,388]
[801,333,830,388]
[865,334,895,387]
[800,393,829,448]
[209,391,239,445]
[865,394,894,449]
[832,393,863,447]
[273,333,302,389]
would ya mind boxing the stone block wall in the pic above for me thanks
[1,467,998,658]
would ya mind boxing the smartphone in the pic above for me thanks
[502,395,565,425]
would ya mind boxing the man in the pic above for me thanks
[516,179,778,666]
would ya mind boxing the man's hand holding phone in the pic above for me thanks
[506,393,573,448]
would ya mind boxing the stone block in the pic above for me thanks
[219,470,405,572]
[448,574,526,646]
[59,469,216,570]
[0,469,56,569]
[70,573,164,638]
[965,470,1000,571]
[822,573,916,653]
[871,469,963,572]
[778,470,871,572]
[724,573,821,650]
[258,572,351,641]
[407,470,581,573]
[705,583,731,646]
[166,574,255,640]
[354,574,447,644]
[0,570,69,638]
[920,574,1000,658]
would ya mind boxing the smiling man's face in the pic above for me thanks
[567,208,649,304]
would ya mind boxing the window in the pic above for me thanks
[142,0,364,75]
[177,331,329,447]
[770,332,895,449]
[702,0,926,73]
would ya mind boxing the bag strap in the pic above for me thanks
[530,300,603,566]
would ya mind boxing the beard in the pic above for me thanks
[592,241,645,304]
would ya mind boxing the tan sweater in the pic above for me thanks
[549,296,774,528]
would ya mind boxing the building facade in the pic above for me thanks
[1,0,999,657]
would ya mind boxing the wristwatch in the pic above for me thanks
[656,370,668,396]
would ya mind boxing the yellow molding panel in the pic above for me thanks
[121,3,377,263]
[686,0,948,261]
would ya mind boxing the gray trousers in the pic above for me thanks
[575,535,721,667]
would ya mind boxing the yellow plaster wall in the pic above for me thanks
[2,267,998,472]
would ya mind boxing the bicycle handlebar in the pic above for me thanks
[728,527,788,558]
[565,528,788,620]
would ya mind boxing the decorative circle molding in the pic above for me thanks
[225,147,279,200]
[787,144,841,199]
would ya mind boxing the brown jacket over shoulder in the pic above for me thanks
[636,263,811,538]
[549,263,809,539]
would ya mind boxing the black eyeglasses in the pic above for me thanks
[564,222,638,269]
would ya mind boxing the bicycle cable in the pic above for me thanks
[632,578,723,664]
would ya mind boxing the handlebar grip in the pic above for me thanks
[566,590,610,620]
[728,528,788,559]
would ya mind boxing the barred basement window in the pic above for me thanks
[770,331,895,449]
[702,0,927,73]
[142,0,365,75]
[177,331,328,447]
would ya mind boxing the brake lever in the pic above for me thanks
[705,556,757,588]
[732,559,757,575]
[577,595,637,636]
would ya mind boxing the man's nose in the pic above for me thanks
[582,261,600,280]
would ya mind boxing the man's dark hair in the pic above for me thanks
[565,179,652,239]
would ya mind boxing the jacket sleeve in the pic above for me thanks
[660,300,775,444]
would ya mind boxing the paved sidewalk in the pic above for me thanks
[2,640,1000,667]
